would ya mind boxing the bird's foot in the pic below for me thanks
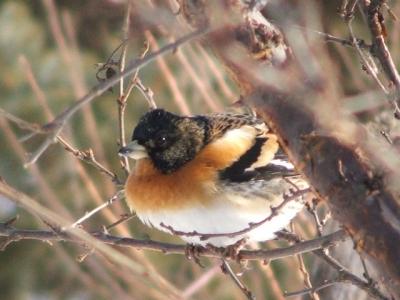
[223,238,248,262]
[185,244,205,267]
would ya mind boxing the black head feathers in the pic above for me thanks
[131,109,210,173]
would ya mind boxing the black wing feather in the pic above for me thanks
[219,140,297,182]
[219,137,266,182]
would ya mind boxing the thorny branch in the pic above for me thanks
[161,188,311,240]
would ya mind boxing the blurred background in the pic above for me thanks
[0,0,399,299]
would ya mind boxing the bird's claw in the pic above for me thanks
[185,244,205,268]
[223,238,248,262]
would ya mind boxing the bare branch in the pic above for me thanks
[362,0,400,95]
[117,1,132,174]
[0,222,348,261]
[313,250,387,300]
[57,137,121,184]
[0,108,42,133]
[134,77,157,109]
[284,279,339,298]
[347,16,389,95]
[221,259,255,300]
[290,223,321,300]
[278,229,388,300]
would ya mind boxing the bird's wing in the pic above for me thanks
[220,174,307,208]
[201,113,308,206]
[202,113,294,182]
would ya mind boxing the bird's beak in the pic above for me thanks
[118,140,148,160]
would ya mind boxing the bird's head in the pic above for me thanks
[119,109,209,173]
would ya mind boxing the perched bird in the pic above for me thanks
[119,109,308,247]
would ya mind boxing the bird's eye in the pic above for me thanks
[155,134,169,148]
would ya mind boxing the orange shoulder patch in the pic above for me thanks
[125,158,217,212]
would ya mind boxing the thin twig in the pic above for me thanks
[57,136,121,184]
[290,223,320,300]
[116,38,152,173]
[105,213,135,231]
[221,259,255,300]
[361,0,400,117]
[134,77,157,109]
[284,279,339,298]
[360,255,374,284]
[343,0,400,117]
[117,1,132,174]
[306,200,324,236]
[347,19,389,94]
[363,0,400,90]
[270,19,371,50]
[182,264,220,298]
[68,190,125,229]
[0,108,42,133]
[0,108,120,183]
[380,130,393,145]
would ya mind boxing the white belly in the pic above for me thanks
[137,196,305,247]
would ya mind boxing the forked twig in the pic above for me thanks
[57,136,120,183]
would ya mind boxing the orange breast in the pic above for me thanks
[125,137,254,212]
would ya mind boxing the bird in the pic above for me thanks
[119,108,308,247]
